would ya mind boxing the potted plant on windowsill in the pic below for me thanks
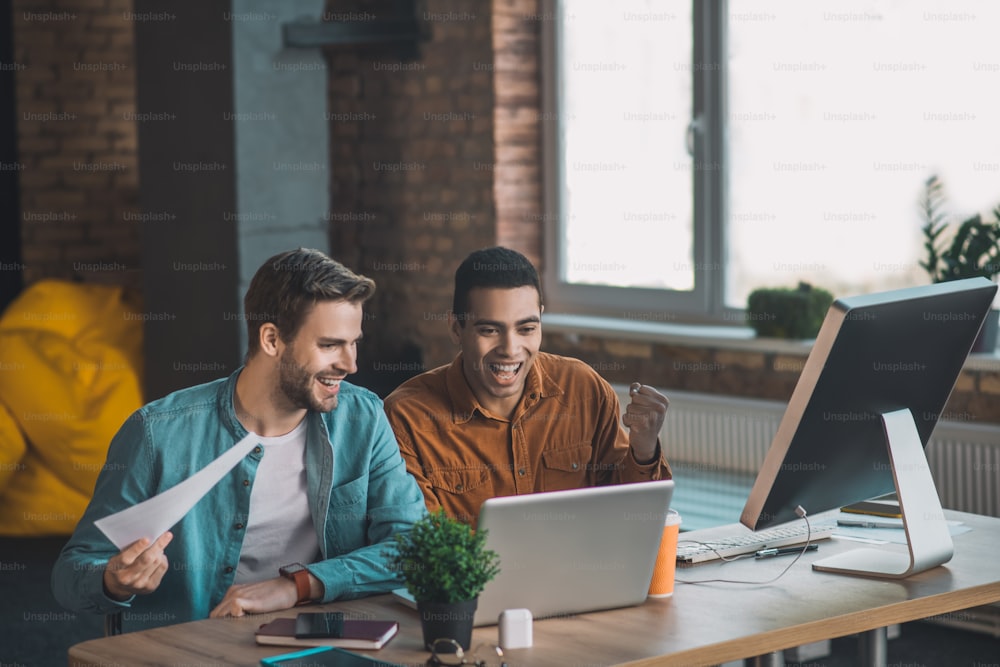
[745,282,834,340]
[389,508,500,651]
[919,175,1000,353]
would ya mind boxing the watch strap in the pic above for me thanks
[280,564,311,606]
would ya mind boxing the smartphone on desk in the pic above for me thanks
[295,612,345,639]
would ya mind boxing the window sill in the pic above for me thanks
[542,312,1000,370]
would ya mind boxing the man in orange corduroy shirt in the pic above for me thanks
[384,246,672,525]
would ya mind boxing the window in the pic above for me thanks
[543,0,1000,322]
[542,0,709,322]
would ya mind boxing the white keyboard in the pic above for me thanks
[676,523,835,564]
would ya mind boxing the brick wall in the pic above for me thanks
[326,0,501,391]
[492,0,543,268]
[324,0,547,393]
[13,0,140,292]
[542,334,799,400]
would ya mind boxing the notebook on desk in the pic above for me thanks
[394,480,674,626]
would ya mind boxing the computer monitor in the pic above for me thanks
[740,276,997,579]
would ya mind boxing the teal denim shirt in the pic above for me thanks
[51,369,426,632]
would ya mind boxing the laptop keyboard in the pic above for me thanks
[676,522,835,564]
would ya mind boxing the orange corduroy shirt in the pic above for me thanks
[384,352,672,525]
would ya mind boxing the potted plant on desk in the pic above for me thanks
[919,175,1000,353]
[389,508,500,651]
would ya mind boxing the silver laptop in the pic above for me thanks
[395,480,674,626]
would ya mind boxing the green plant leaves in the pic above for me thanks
[920,176,1000,283]
[388,508,501,604]
[746,283,834,339]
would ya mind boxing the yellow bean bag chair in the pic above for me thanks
[0,279,143,535]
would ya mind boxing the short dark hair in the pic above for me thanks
[452,247,542,323]
[244,248,375,358]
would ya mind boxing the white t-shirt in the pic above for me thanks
[234,420,320,584]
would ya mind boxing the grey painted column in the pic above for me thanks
[135,0,327,399]
[231,0,328,354]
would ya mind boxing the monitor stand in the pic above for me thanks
[812,408,953,579]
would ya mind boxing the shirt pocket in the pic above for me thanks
[426,467,494,523]
[540,443,593,491]
[326,474,368,553]
[426,467,493,494]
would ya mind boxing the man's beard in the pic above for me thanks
[277,348,338,413]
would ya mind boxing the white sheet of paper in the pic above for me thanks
[94,433,259,550]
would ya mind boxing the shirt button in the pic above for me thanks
[571,462,579,470]
[518,468,526,476]
[234,522,244,530]
[243,479,250,487]
[455,484,463,492]
[224,566,234,574]
[530,392,537,399]
[253,446,262,454]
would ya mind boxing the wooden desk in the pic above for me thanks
[69,510,1000,667]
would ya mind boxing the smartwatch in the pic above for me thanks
[279,562,312,606]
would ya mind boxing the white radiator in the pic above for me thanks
[925,425,1000,518]
[613,386,1000,519]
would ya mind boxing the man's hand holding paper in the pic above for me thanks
[103,532,173,601]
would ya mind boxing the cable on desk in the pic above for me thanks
[676,505,814,586]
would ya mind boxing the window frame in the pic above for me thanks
[540,0,741,324]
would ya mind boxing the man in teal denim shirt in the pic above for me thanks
[51,249,426,632]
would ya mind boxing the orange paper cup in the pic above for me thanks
[648,509,682,598]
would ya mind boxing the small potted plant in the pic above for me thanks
[919,175,1000,352]
[388,508,500,651]
[746,282,834,339]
